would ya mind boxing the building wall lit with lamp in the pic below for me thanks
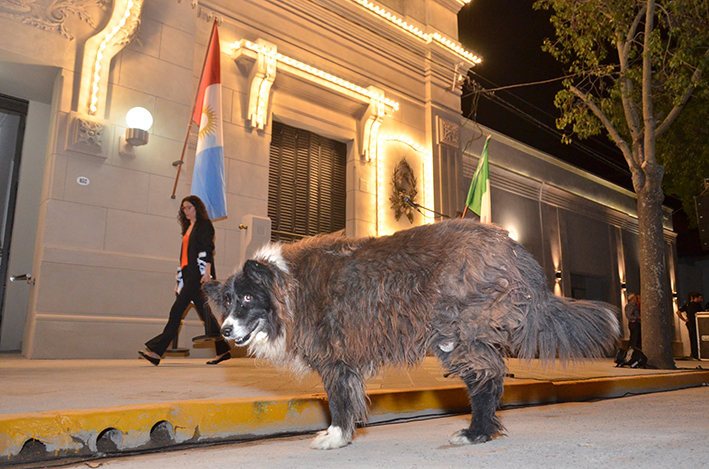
[0,0,683,359]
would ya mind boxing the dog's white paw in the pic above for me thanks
[449,429,491,445]
[449,429,473,446]
[310,426,349,450]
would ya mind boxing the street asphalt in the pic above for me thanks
[1,353,707,466]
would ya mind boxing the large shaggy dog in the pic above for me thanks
[203,219,619,449]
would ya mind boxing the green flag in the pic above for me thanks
[465,135,491,223]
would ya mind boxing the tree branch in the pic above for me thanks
[622,3,647,59]
[656,56,707,137]
[642,0,656,167]
[616,4,647,140]
[569,85,637,171]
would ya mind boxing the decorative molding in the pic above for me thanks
[0,0,110,40]
[232,38,399,112]
[233,38,398,134]
[66,111,110,158]
[77,0,145,116]
[539,183,636,232]
[445,0,472,11]
[389,158,418,224]
[245,39,277,130]
[377,135,433,234]
[358,87,385,161]
[350,0,480,64]
[438,116,460,148]
[76,118,105,147]
[488,167,641,236]
[489,171,541,202]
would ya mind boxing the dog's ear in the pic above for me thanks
[243,260,274,286]
[202,280,223,302]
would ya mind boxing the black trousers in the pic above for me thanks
[628,321,641,349]
[687,320,699,359]
[146,278,229,357]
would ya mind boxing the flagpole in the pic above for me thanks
[170,120,195,199]
[170,19,219,200]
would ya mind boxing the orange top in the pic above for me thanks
[181,229,191,269]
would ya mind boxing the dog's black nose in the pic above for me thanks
[221,326,233,337]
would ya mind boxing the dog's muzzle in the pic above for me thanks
[221,319,261,346]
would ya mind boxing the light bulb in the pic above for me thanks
[125,107,153,131]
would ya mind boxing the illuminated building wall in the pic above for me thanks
[0,0,681,358]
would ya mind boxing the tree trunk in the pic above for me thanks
[636,166,676,369]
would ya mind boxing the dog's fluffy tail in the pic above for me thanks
[512,293,620,364]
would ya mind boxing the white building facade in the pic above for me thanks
[0,0,685,359]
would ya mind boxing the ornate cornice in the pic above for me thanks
[0,0,111,40]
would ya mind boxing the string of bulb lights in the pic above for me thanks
[202,0,481,109]
[90,0,137,115]
[202,1,628,183]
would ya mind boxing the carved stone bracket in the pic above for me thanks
[234,39,278,130]
[437,116,460,148]
[245,40,278,130]
[66,111,111,158]
[358,86,385,162]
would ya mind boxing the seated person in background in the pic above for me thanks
[625,293,641,349]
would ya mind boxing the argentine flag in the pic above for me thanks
[191,20,227,220]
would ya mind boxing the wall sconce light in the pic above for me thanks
[555,270,562,282]
[120,107,153,157]
[621,282,627,291]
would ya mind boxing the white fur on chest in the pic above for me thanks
[247,330,310,375]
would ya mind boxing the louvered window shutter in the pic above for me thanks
[268,121,346,243]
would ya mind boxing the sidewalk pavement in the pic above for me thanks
[1,353,707,466]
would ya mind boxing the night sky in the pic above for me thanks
[457,0,633,191]
[456,1,703,254]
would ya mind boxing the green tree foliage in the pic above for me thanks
[534,0,709,368]
[657,96,709,227]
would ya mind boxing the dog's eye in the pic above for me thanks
[244,294,252,303]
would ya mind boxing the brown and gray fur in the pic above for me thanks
[204,219,619,449]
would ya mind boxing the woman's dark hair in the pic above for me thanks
[689,291,703,302]
[178,195,210,234]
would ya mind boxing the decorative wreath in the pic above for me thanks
[389,158,418,224]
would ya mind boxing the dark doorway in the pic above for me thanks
[0,94,28,342]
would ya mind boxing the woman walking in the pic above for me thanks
[139,195,231,366]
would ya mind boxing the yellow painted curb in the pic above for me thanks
[552,370,709,402]
[0,394,329,461]
[2,371,707,463]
